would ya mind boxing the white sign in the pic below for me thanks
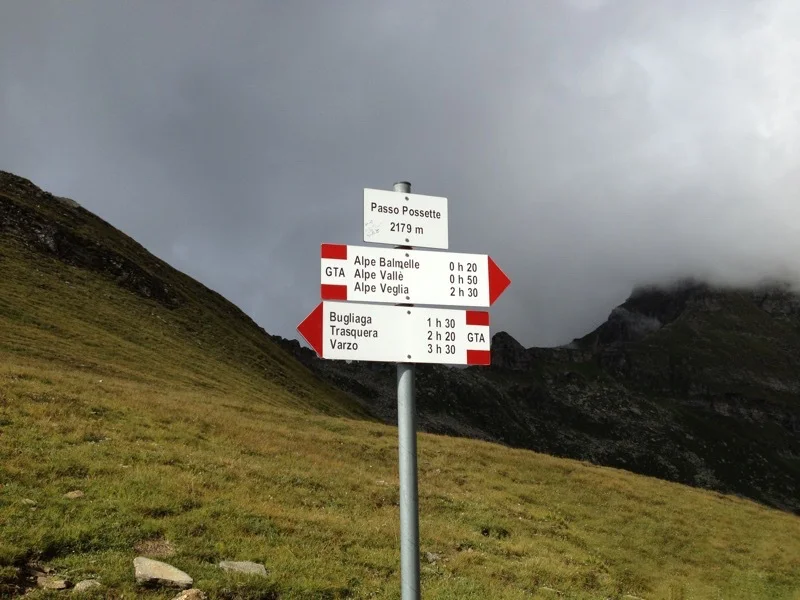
[363,188,449,250]
[320,243,511,307]
[297,301,492,365]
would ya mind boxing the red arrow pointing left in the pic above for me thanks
[297,302,323,356]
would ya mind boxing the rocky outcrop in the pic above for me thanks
[491,331,529,369]
[0,171,184,309]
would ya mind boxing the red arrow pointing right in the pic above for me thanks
[488,257,511,305]
[297,302,324,357]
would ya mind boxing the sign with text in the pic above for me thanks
[297,301,491,365]
[363,188,449,249]
[320,243,511,307]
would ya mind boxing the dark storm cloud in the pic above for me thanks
[2,1,800,347]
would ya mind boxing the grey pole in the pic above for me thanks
[394,180,420,599]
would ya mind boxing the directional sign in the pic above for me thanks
[297,301,492,365]
[320,243,511,307]
[363,188,449,249]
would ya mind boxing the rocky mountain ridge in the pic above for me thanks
[273,280,800,514]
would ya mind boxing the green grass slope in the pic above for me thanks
[0,171,368,418]
[1,172,800,599]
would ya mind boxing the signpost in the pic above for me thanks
[297,181,510,600]
[363,187,449,249]
[320,243,511,307]
[296,301,492,365]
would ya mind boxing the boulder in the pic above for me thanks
[133,557,192,589]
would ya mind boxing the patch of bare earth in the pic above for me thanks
[134,538,176,558]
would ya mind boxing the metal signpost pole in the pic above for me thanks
[393,180,420,600]
[297,180,509,599]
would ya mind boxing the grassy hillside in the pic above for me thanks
[0,172,368,419]
[2,172,800,598]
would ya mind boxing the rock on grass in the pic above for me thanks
[37,575,70,589]
[133,557,193,589]
[171,590,207,600]
[218,561,268,577]
[73,579,102,593]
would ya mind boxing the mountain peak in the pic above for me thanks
[0,170,81,209]
[492,330,546,370]
[574,277,800,352]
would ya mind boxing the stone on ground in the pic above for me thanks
[37,575,70,589]
[218,560,268,577]
[73,579,102,593]
[171,589,208,600]
[133,557,193,589]
[425,552,441,563]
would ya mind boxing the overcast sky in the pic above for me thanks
[2,1,800,347]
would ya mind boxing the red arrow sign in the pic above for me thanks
[296,301,492,365]
[320,244,511,307]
